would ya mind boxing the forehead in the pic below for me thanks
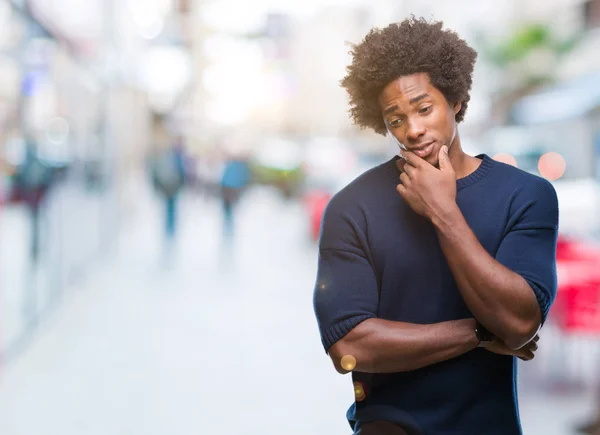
[379,73,441,108]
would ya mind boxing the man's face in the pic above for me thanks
[378,73,461,168]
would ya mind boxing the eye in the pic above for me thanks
[389,118,403,127]
[419,106,432,115]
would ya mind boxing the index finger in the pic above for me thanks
[401,150,425,168]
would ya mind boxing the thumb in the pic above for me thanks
[438,146,453,171]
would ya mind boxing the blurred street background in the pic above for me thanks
[0,0,600,434]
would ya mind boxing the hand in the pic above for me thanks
[396,146,457,220]
[483,335,540,361]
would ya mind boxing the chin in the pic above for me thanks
[427,155,440,168]
[428,144,445,166]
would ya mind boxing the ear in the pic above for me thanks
[453,101,462,115]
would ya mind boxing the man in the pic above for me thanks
[313,17,559,435]
[15,138,54,263]
[151,136,186,242]
[220,154,251,238]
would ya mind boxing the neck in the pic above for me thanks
[447,134,478,179]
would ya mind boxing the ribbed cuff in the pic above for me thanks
[322,314,375,353]
[529,281,551,325]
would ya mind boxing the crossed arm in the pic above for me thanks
[432,207,541,350]
[396,151,559,350]
[314,171,557,374]
[315,225,545,375]
[327,317,478,374]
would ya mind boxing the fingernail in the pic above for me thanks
[443,146,448,154]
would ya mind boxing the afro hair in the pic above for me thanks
[341,16,478,135]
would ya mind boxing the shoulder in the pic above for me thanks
[490,159,559,228]
[320,157,397,248]
[489,158,556,200]
[325,157,397,217]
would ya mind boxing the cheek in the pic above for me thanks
[389,131,408,149]
[438,109,456,137]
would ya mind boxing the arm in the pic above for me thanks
[328,317,479,374]
[314,199,479,376]
[432,207,541,349]
[313,238,538,375]
[397,150,559,351]
[313,189,538,376]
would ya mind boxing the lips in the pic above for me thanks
[408,141,435,158]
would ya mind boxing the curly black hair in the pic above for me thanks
[341,16,478,135]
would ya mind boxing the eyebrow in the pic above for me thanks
[383,94,431,116]
[409,93,430,105]
[383,105,399,115]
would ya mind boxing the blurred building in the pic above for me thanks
[0,0,195,360]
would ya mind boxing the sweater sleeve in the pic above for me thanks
[495,178,559,324]
[313,198,379,353]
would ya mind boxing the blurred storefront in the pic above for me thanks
[0,0,162,362]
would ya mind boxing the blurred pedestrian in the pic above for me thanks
[151,136,186,243]
[220,156,250,238]
[313,17,558,435]
[14,138,54,263]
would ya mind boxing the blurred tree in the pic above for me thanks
[475,23,582,125]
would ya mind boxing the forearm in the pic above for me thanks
[432,205,541,348]
[329,317,479,374]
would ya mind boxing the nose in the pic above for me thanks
[405,117,426,143]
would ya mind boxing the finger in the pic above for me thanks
[528,341,538,352]
[527,351,535,360]
[403,163,416,178]
[399,172,410,186]
[519,350,534,361]
[438,146,453,172]
[534,335,540,342]
[401,151,424,168]
[396,184,406,197]
[396,158,406,172]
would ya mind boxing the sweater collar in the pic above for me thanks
[391,153,494,191]
[456,154,494,191]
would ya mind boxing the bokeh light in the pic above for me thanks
[45,116,70,145]
[538,152,567,181]
[341,355,357,371]
[354,382,366,402]
[493,153,518,167]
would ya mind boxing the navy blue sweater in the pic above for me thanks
[313,154,559,434]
